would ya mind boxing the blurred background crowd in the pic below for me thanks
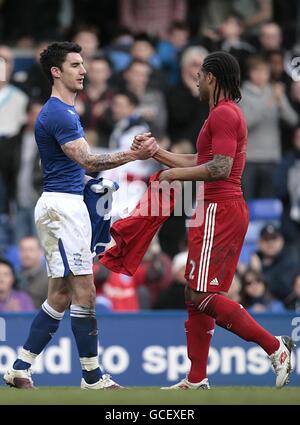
[0,0,300,314]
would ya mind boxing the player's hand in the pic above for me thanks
[132,136,159,160]
[158,169,176,183]
[131,132,152,151]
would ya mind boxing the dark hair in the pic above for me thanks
[224,12,244,25]
[125,58,152,72]
[73,25,99,38]
[169,21,189,33]
[0,258,16,280]
[240,268,270,308]
[114,89,139,107]
[90,54,113,69]
[202,51,241,106]
[40,42,82,84]
[134,32,157,48]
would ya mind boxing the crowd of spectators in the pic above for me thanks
[0,0,300,313]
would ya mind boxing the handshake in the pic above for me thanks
[130,132,159,160]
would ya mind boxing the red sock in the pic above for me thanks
[198,294,279,355]
[186,302,215,383]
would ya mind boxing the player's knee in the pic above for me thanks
[184,284,191,302]
[189,288,208,306]
[73,284,96,308]
[48,290,72,312]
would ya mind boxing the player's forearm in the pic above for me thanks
[62,137,156,172]
[84,150,136,173]
[154,147,197,168]
[168,155,233,182]
[168,165,213,182]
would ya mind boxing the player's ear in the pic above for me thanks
[207,72,215,85]
[51,66,61,80]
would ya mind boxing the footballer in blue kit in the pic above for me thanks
[3,41,158,389]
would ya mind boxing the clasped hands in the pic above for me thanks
[131,132,158,159]
[131,132,174,182]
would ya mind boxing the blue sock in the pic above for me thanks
[70,304,102,384]
[13,301,64,370]
[82,369,102,384]
[13,359,31,370]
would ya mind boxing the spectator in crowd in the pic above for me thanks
[131,33,161,70]
[12,100,43,242]
[285,271,300,312]
[273,126,300,262]
[105,26,134,73]
[240,55,297,199]
[258,22,283,53]
[0,45,29,248]
[157,21,190,84]
[249,224,298,303]
[153,251,188,309]
[0,258,34,312]
[265,49,294,153]
[129,33,167,90]
[119,0,187,39]
[166,46,209,144]
[18,237,48,309]
[97,265,141,312]
[266,49,291,86]
[76,55,114,148]
[0,46,29,138]
[122,59,168,137]
[241,269,286,313]
[199,0,272,41]
[72,26,100,67]
[218,14,256,79]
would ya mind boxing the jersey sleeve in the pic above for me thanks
[209,105,240,158]
[47,110,84,145]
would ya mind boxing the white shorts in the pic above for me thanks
[35,192,93,278]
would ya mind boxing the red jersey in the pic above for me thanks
[197,98,247,201]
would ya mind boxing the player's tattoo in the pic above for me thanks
[61,138,134,172]
[205,155,233,181]
[85,151,134,172]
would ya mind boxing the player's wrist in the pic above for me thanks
[153,146,163,159]
[127,149,138,161]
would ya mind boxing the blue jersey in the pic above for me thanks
[35,97,85,194]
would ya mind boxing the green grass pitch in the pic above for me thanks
[0,387,299,405]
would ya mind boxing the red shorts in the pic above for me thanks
[185,198,249,293]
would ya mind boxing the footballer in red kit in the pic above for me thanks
[132,51,294,390]
[186,97,249,294]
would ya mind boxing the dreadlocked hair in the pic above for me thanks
[202,51,242,106]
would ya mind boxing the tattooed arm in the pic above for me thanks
[205,155,234,180]
[61,137,158,173]
[159,154,233,182]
